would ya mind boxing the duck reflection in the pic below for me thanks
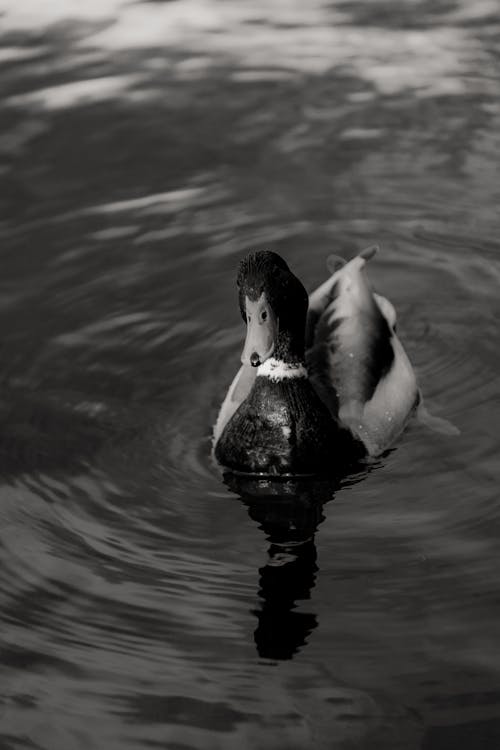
[254,538,319,660]
[224,472,366,660]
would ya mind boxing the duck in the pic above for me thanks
[213,248,443,476]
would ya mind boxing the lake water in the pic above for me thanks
[1,0,500,747]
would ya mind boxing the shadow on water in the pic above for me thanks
[224,467,371,661]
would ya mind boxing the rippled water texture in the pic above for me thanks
[1,0,500,748]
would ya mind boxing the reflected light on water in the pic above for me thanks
[2,0,496,99]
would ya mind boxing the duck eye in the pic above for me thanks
[261,310,267,322]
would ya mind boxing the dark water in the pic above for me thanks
[1,0,500,747]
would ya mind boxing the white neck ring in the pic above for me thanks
[257,357,308,382]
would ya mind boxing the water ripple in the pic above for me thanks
[1,1,500,748]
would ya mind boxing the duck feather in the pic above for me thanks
[306,249,419,455]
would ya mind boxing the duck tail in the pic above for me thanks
[416,398,460,436]
[326,244,379,275]
[307,245,380,350]
[325,254,346,275]
[358,244,379,262]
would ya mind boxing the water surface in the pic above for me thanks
[1,1,500,748]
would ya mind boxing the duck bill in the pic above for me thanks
[241,295,277,367]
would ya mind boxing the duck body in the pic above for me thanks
[306,248,419,456]
[215,358,361,475]
[214,249,418,475]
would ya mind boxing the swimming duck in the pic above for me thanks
[213,248,419,475]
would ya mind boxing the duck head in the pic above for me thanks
[237,251,308,368]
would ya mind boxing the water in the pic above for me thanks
[1,0,500,747]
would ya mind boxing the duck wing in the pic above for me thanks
[213,364,256,447]
[306,248,419,456]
